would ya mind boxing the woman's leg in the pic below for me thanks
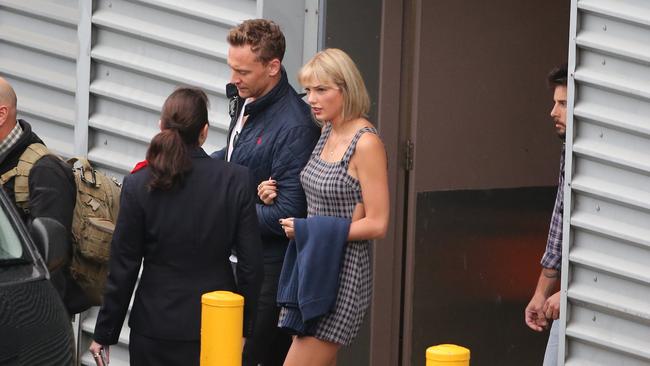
[283,336,340,366]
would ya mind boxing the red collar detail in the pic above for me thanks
[131,160,148,174]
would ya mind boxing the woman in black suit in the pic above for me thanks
[89,87,263,365]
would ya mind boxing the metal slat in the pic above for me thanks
[570,259,650,316]
[91,45,228,97]
[569,250,650,287]
[571,213,650,250]
[574,103,650,139]
[573,139,650,174]
[134,0,255,27]
[90,79,163,114]
[92,2,229,60]
[0,25,76,60]
[576,32,650,65]
[566,340,650,366]
[18,96,75,127]
[575,68,650,101]
[566,303,650,361]
[0,0,78,27]
[0,58,75,94]
[566,324,650,362]
[571,176,650,212]
[572,157,650,213]
[578,0,650,28]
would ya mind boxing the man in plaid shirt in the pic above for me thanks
[524,64,567,366]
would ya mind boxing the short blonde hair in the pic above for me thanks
[298,48,370,122]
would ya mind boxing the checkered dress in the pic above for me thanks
[278,123,376,346]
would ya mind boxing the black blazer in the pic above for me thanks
[93,148,263,344]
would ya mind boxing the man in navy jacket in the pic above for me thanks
[212,19,319,366]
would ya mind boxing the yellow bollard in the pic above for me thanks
[200,291,244,366]
[426,344,470,366]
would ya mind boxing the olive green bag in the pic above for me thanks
[1,143,121,305]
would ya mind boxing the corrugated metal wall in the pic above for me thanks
[562,0,650,365]
[0,1,317,364]
[86,0,246,177]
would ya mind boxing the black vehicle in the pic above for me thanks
[0,189,75,366]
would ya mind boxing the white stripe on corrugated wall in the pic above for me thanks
[0,1,318,365]
[562,0,650,365]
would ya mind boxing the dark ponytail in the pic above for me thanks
[146,87,209,190]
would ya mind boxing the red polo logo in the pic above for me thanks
[257,137,262,145]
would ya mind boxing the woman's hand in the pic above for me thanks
[257,178,277,205]
[279,218,295,239]
[89,341,109,365]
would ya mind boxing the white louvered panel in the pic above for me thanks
[564,0,650,364]
[0,0,78,157]
[86,0,247,176]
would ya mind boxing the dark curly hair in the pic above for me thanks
[547,63,568,88]
[227,19,285,64]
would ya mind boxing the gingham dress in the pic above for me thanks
[278,123,376,346]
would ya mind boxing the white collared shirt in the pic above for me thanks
[227,98,251,162]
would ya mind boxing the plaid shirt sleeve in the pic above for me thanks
[540,150,565,270]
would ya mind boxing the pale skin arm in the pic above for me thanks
[525,268,560,331]
[278,132,389,241]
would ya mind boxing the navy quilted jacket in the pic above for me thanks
[212,70,320,262]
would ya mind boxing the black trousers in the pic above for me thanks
[129,331,199,366]
[242,260,292,366]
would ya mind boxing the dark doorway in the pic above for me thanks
[399,1,570,365]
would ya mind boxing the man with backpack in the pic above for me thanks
[0,77,92,315]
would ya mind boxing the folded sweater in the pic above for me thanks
[277,216,351,333]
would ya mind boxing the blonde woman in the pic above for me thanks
[258,48,389,365]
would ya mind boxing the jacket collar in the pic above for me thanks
[189,146,209,159]
[0,120,41,164]
[130,147,207,174]
[244,67,291,117]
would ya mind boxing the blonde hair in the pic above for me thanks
[298,48,370,122]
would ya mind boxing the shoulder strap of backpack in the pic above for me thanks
[67,157,101,188]
[0,143,50,212]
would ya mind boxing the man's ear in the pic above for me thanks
[267,59,281,77]
[0,106,8,127]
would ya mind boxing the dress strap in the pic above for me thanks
[313,123,332,156]
[342,126,378,167]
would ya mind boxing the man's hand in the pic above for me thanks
[526,268,560,331]
[543,291,561,320]
[525,294,549,332]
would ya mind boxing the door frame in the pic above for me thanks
[370,0,421,365]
